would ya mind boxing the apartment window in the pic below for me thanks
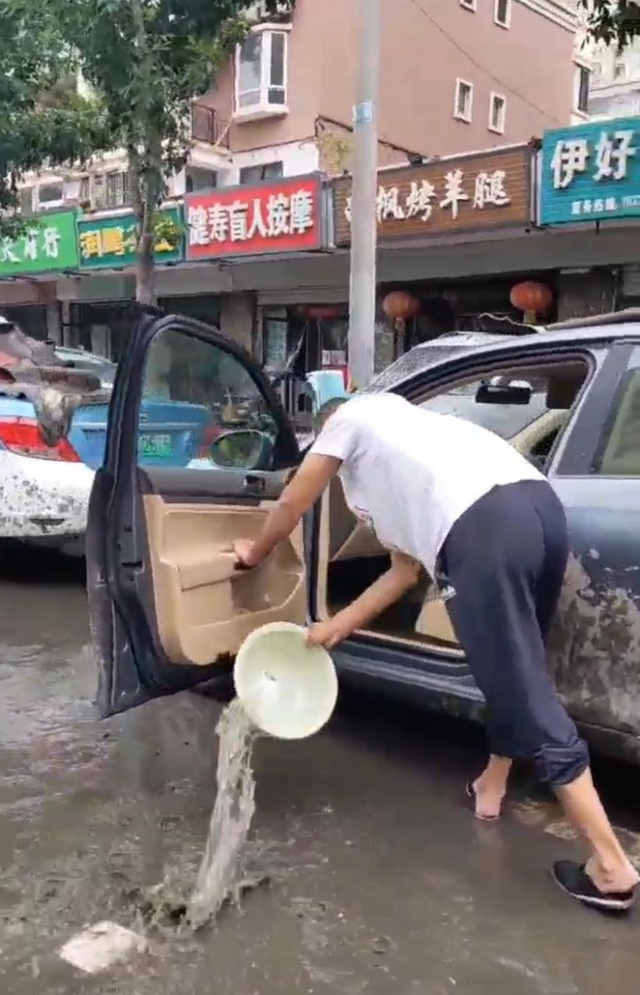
[36,182,64,209]
[185,168,218,194]
[454,79,473,123]
[459,0,477,9]
[614,59,626,80]
[576,66,590,114]
[106,171,130,208]
[80,171,130,210]
[494,0,511,28]
[18,188,34,216]
[236,28,288,117]
[489,93,507,134]
[239,161,283,185]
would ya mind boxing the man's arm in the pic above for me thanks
[307,552,422,648]
[234,453,341,568]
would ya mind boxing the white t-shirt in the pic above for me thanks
[309,392,544,576]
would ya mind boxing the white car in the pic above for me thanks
[0,342,115,554]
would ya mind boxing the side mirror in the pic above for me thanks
[475,381,532,406]
[209,429,274,471]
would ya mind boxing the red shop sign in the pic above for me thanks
[185,175,323,260]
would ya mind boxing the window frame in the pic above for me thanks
[488,92,507,134]
[614,59,626,80]
[575,65,590,115]
[590,346,640,478]
[405,350,596,476]
[454,78,474,124]
[234,26,289,119]
[460,0,477,10]
[494,0,512,29]
[34,181,65,211]
[239,161,284,185]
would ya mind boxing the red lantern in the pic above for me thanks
[510,281,553,323]
[382,290,420,332]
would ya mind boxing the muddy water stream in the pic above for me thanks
[187,700,259,927]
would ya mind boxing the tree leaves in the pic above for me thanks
[0,0,297,297]
[579,1,640,48]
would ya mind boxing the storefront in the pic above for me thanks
[332,144,547,354]
[0,210,79,340]
[540,116,640,322]
[68,208,186,360]
[185,173,335,382]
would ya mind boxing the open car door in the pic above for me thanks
[87,310,305,718]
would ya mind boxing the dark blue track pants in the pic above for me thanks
[440,480,589,788]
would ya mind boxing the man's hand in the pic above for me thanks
[306,619,347,650]
[232,539,262,570]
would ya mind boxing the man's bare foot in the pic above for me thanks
[585,855,640,895]
[552,860,637,911]
[466,780,504,821]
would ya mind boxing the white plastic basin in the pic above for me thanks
[234,622,339,740]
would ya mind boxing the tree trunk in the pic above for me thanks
[129,0,159,307]
[136,218,156,306]
[129,146,158,307]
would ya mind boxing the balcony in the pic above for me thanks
[191,104,229,147]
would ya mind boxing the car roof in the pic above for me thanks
[367,310,640,394]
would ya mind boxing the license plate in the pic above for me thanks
[139,433,172,458]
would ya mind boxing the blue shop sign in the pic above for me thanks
[540,116,640,226]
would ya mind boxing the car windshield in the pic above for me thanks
[421,382,549,439]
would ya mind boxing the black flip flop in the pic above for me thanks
[551,860,636,913]
[465,782,500,822]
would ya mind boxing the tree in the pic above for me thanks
[0,3,110,241]
[579,1,640,48]
[7,0,294,304]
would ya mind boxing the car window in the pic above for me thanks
[137,327,278,470]
[594,369,640,477]
[420,378,549,440]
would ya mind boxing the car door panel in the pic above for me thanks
[141,489,305,667]
[87,309,303,718]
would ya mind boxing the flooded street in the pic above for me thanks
[2,548,640,995]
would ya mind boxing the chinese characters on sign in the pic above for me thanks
[333,147,532,246]
[0,211,79,277]
[345,169,511,225]
[77,210,183,270]
[185,176,323,260]
[541,118,640,225]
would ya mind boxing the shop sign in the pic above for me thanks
[541,117,640,226]
[77,208,183,269]
[332,146,532,246]
[185,175,323,260]
[0,211,79,277]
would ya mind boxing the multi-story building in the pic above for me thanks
[17,1,584,212]
[3,0,587,358]
[197,0,584,185]
[589,39,640,120]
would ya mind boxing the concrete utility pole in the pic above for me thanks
[348,0,380,390]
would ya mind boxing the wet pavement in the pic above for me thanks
[2,547,640,995]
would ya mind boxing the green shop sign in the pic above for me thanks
[0,211,79,277]
[78,209,183,269]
